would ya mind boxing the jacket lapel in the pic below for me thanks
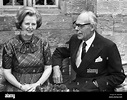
[78,33,104,70]
[72,39,82,62]
[70,36,82,71]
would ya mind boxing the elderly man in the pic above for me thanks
[52,10,126,92]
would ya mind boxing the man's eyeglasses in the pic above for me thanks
[75,23,91,28]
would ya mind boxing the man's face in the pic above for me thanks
[75,13,93,41]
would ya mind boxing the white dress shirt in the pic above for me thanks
[76,32,95,68]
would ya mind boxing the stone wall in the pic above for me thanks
[2,0,127,62]
[0,0,95,54]
[97,0,127,64]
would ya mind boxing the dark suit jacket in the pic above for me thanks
[52,31,126,92]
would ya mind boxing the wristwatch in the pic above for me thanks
[93,80,99,87]
[19,85,23,90]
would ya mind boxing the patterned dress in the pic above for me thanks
[2,34,52,92]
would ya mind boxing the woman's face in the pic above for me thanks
[21,15,37,36]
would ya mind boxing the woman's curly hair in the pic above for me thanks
[15,6,42,29]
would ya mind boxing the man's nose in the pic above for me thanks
[75,26,79,31]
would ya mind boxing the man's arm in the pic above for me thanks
[52,47,70,67]
[52,46,70,84]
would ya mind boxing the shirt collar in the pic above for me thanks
[85,31,95,46]
[18,34,34,43]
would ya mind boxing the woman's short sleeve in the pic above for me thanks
[2,42,13,69]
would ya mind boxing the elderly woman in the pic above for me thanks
[2,6,52,92]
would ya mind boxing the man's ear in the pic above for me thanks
[91,24,96,31]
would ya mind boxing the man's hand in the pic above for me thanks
[53,66,63,84]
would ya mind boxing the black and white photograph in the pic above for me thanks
[0,0,127,99]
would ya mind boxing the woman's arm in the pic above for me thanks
[3,69,22,89]
[36,65,52,86]
[2,41,33,92]
[3,68,32,92]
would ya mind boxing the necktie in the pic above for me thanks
[81,42,87,60]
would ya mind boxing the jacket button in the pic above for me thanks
[76,82,79,85]
[33,70,35,72]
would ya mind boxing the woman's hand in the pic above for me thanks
[26,83,40,92]
[20,84,33,92]
[19,83,40,92]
